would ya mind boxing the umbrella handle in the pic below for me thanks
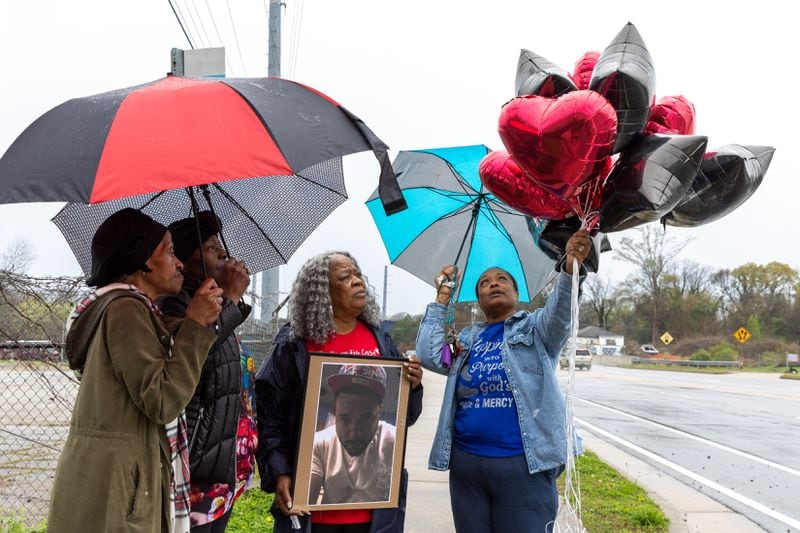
[200,185,232,259]
[186,187,209,279]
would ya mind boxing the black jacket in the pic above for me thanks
[158,276,251,493]
[255,321,423,533]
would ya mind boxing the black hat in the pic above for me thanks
[168,211,222,263]
[87,208,167,287]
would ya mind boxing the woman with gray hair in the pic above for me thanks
[255,251,423,533]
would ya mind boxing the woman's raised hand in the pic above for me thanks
[186,278,224,326]
[434,265,457,305]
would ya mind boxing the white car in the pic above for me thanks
[559,348,592,370]
[640,344,659,355]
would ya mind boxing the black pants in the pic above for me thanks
[191,509,233,533]
[312,522,371,533]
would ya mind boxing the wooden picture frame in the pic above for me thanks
[292,353,410,511]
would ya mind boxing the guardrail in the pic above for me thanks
[631,357,742,369]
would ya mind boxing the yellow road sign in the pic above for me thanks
[734,327,751,344]
[660,332,674,345]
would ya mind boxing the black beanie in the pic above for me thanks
[168,211,222,263]
[86,208,167,287]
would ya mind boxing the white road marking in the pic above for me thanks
[574,396,800,478]
[577,418,800,531]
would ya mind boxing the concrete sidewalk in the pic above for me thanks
[404,373,765,532]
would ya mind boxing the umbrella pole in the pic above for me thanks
[186,186,209,279]
[451,199,482,302]
[200,184,232,258]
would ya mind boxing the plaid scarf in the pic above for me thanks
[65,283,158,380]
[167,413,192,533]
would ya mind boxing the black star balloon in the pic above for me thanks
[599,134,708,232]
[590,23,656,154]
[515,49,577,98]
[662,145,775,227]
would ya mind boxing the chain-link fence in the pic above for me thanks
[0,269,279,526]
[1,268,84,526]
[0,351,77,526]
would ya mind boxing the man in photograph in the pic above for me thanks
[309,364,396,505]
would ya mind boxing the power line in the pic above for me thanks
[285,0,304,79]
[167,0,195,49]
[290,0,304,78]
[180,0,207,48]
[225,0,248,76]
[188,0,213,48]
[203,0,236,76]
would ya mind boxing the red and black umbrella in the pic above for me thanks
[0,75,406,274]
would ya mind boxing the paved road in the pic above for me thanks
[565,365,800,533]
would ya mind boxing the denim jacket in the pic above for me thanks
[416,271,583,474]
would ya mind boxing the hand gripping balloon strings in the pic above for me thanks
[554,255,587,533]
[436,267,459,369]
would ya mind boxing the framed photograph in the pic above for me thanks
[292,353,410,511]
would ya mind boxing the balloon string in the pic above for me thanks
[554,256,587,533]
[573,174,603,233]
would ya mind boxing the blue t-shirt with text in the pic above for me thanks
[453,321,524,457]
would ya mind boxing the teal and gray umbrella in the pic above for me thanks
[366,145,555,302]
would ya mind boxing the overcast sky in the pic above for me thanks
[1,0,797,317]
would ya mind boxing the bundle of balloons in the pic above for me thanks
[478,22,775,272]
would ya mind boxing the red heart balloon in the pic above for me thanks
[645,95,696,135]
[498,90,617,199]
[479,151,573,219]
[570,51,600,90]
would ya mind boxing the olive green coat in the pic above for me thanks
[47,292,216,533]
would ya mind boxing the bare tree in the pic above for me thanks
[1,237,35,272]
[615,226,691,343]
[0,239,84,344]
[583,275,618,330]
[678,260,714,296]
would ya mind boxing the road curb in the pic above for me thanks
[581,427,767,532]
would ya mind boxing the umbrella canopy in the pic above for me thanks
[0,75,407,274]
[366,145,555,303]
[52,160,347,276]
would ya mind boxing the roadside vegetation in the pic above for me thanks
[624,363,733,374]
[559,451,669,532]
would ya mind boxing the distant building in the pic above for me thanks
[577,326,624,356]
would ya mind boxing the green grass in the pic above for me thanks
[738,365,799,374]
[558,451,669,533]
[0,510,46,533]
[627,363,800,377]
[227,487,275,533]
[623,363,732,374]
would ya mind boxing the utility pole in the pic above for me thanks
[268,0,282,77]
[382,265,388,320]
[260,0,283,322]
